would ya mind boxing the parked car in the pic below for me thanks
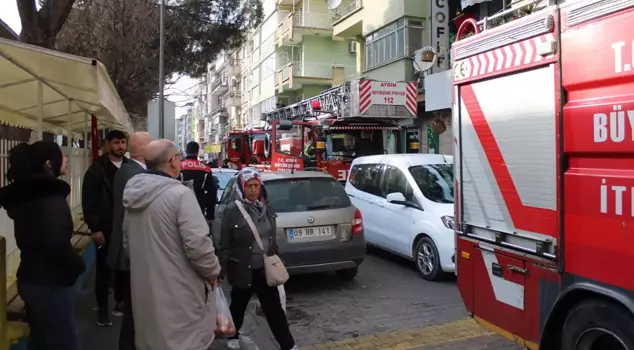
[212,171,365,281]
[345,154,454,281]
[212,168,238,201]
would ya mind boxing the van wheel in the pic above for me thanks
[414,237,444,281]
[561,299,634,350]
[335,267,358,281]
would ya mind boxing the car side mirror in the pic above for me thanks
[386,192,407,204]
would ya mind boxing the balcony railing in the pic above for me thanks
[292,12,332,30]
[210,106,228,116]
[331,0,362,24]
[211,76,228,90]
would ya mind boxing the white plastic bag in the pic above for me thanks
[215,288,236,338]
[255,284,286,314]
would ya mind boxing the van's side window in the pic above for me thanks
[382,165,414,202]
[349,163,385,197]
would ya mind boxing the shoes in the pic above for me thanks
[112,302,124,317]
[226,339,240,349]
[96,306,112,327]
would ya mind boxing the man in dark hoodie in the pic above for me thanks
[82,129,128,326]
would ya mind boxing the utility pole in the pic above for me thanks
[158,0,165,137]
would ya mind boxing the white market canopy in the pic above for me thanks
[0,37,134,137]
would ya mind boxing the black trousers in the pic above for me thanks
[117,270,136,350]
[229,270,295,350]
[95,244,126,307]
[18,281,78,350]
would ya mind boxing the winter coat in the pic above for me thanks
[82,154,127,237]
[122,171,221,350]
[0,176,85,286]
[107,160,145,271]
[218,200,278,289]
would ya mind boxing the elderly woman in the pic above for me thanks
[218,167,297,350]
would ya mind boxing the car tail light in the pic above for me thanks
[352,208,363,235]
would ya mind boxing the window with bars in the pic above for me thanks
[364,18,425,71]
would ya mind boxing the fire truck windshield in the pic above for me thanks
[275,124,315,159]
[326,130,392,159]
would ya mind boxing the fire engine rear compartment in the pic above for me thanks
[454,2,634,347]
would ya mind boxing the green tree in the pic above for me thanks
[17,0,262,127]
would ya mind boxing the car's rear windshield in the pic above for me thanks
[265,177,351,213]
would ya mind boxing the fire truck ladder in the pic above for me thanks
[260,83,351,123]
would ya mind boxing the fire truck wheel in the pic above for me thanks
[414,236,445,281]
[561,298,634,350]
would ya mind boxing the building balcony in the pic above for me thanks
[225,59,242,77]
[211,76,229,95]
[275,12,333,47]
[275,61,353,92]
[332,0,363,38]
[276,0,300,6]
[226,92,242,107]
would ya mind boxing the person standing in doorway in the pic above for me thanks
[180,141,217,223]
[122,139,221,350]
[0,142,85,350]
[108,132,152,349]
[82,129,128,326]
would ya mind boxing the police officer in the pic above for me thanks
[180,141,218,222]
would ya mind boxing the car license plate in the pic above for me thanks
[288,226,333,239]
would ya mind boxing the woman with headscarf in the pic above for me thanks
[218,167,297,350]
[0,141,85,350]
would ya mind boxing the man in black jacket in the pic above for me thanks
[82,129,128,327]
[108,132,151,349]
[179,141,217,223]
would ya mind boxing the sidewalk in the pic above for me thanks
[76,275,277,350]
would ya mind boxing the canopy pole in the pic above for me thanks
[67,100,72,146]
[84,113,88,148]
[37,81,43,140]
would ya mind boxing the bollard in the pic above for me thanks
[0,236,7,350]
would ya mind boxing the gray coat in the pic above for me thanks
[107,160,145,271]
[123,172,221,350]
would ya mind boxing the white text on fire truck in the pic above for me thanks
[593,105,634,143]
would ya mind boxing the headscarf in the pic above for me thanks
[233,167,267,204]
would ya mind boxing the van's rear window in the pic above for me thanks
[265,178,351,213]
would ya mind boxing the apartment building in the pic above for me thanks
[237,0,358,127]
[175,115,186,151]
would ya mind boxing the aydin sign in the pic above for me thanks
[432,0,450,71]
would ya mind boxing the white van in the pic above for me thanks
[344,154,455,281]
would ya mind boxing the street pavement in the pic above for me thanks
[76,247,522,350]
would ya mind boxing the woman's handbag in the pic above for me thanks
[235,201,289,286]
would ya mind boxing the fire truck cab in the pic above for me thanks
[261,79,418,182]
[220,127,267,169]
[452,0,634,349]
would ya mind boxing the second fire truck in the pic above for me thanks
[452,0,634,349]
[259,79,418,181]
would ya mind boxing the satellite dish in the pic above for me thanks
[326,0,342,9]
[413,46,437,73]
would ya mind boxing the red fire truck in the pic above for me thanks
[452,1,634,349]
[219,127,267,169]
[259,79,418,181]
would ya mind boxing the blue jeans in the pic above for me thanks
[18,281,78,350]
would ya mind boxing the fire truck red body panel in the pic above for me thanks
[452,1,634,348]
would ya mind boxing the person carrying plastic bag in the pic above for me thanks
[215,288,236,338]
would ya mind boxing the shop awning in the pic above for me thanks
[0,37,134,136]
[327,126,401,131]
[461,0,493,10]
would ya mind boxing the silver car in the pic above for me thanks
[213,171,365,281]
[211,168,238,201]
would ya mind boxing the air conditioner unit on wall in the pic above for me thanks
[349,41,357,54]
